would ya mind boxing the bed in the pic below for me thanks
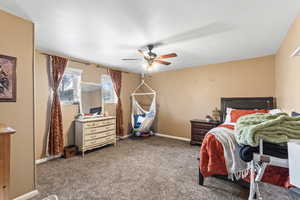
[198,97,290,188]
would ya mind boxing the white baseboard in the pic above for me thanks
[155,133,191,142]
[14,190,39,200]
[118,134,132,140]
[36,154,62,165]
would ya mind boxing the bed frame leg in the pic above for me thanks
[199,168,204,185]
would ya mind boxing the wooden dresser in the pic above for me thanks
[190,119,221,145]
[75,117,116,156]
[0,124,15,200]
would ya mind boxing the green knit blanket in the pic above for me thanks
[235,113,300,146]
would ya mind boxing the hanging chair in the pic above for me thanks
[131,78,156,136]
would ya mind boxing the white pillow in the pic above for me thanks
[269,109,282,115]
[224,108,233,123]
[225,108,281,121]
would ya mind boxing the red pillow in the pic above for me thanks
[230,109,267,122]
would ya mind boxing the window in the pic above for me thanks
[59,68,82,104]
[101,74,117,104]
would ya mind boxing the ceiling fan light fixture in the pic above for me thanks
[146,66,153,72]
[122,44,177,71]
[142,62,149,70]
[149,62,158,70]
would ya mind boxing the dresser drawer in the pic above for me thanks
[190,120,221,146]
[190,134,205,145]
[192,123,215,130]
[85,135,116,147]
[84,124,115,135]
[84,119,115,129]
[85,130,115,141]
[191,127,212,141]
[192,132,205,140]
[192,128,210,134]
[75,118,117,156]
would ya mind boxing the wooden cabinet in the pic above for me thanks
[75,117,116,156]
[0,124,15,200]
[190,119,221,145]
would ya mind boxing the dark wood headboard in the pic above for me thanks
[220,97,275,122]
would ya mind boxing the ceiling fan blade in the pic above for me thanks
[154,59,171,65]
[138,49,144,55]
[157,53,177,59]
[121,58,141,61]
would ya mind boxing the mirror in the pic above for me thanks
[80,82,103,117]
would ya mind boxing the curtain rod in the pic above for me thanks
[38,50,130,73]
[39,51,91,65]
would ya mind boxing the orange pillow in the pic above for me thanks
[230,109,267,122]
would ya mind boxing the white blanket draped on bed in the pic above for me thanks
[209,127,250,180]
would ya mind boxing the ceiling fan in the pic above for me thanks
[121,22,234,71]
[122,44,177,68]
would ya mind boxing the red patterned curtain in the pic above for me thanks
[48,56,68,155]
[108,69,124,136]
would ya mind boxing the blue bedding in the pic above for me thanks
[133,114,146,129]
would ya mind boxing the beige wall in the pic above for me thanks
[121,72,141,134]
[275,13,300,113]
[35,51,140,159]
[0,10,35,198]
[146,56,275,138]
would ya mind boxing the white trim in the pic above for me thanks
[36,154,62,165]
[65,67,83,74]
[118,133,133,140]
[14,190,39,200]
[81,81,101,87]
[291,46,300,57]
[155,133,191,142]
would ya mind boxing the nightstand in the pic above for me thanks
[190,119,221,145]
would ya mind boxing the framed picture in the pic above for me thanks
[0,55,16,102]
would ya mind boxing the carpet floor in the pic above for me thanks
[32,136,295,200]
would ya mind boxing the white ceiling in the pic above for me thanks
[1,0,300,73]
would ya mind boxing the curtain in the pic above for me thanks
[47,56,68,156]
[108,69,124,136]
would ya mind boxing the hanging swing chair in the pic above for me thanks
[131,76,156,137]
